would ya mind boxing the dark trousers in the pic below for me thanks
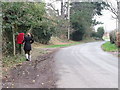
[25,50,30,55]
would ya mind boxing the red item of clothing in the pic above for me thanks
[17,33,24,44]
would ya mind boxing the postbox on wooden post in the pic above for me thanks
[16,33,25,54]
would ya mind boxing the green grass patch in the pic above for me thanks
[2,54,26,76]
[3,54,26,68]
[45,38,98,48]
[45,42,81,48]
[102,41,118,52]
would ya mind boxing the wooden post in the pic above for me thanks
[12,25,16,56]
[19,44,22,54]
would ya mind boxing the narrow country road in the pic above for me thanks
[54,41,118,88]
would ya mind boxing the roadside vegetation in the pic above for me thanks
[1,1,120,88]
[2,2,107,69]
[102,30,120,56]
[45,37,97,48]
[102,41,118,52]
[3,55,26,68]
[70,2,105,41]
[45,42,80,48]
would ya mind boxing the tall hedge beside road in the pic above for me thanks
[109,31,120,47]
[2,2,56,55]
[109,31,116,44]
[102,41,118,52]
[116,32,120,47]
[70,2,106,41]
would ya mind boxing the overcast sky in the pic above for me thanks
[94,0,118,32]
[94,10,117,32]
[44,0,118,32]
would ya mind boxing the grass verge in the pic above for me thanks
[2,54,26,76]
[44,38,97,48]
[45,42,81,48]
[3,54,26,68]
[2,38,98,73]
[102,41,118,52]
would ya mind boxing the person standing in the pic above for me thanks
[22,33,34,61]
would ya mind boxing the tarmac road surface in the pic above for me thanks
[54,41,118,88]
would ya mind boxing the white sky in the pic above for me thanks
[94,0,118,32]
[94,10,117,32]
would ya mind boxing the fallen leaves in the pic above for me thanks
[37,75,39,77]
[5,68,8,72]
[11,83,14,87]
[4,76,7,79]
[41,83,44,85]
[27,71,29,75]
[22,71,25,75]
[32,80,35,83]
[2,51,56,88]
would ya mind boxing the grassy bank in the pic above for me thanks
[2,48,49,69]
[45,42,81,48]
[102,42,118,52]
[2,54,26,76]
[2,49,49,77]
[3,54,26,68]
[2,38,97,70]
[45,38,97,48]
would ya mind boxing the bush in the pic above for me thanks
[97,27,104,39]
[70,30,84,41]
[2,2,55,55]
[116,32,120,47]
[90,27,104,40]
[32,26,52,44]
[109,31,116,44]
[90,31,97,37]
[102,41,118,52]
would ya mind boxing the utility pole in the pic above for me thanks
[116,1,118,33]
[60,0,71,40]
[67,0,70,40]
[118,1,120,32]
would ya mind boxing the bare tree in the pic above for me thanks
[104,0,120,32]
[104,0,118,19]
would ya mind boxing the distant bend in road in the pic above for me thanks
[54,41,118,88]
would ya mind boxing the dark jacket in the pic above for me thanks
[23,35,34,51]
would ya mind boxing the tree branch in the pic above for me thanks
[105,0,118,19]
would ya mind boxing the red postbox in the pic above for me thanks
[17,33,25,44]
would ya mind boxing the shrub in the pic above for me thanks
[32,26,52,44]
[97,27,104,39]
[102,41,118,52]
[109,31,116,44]
[116,32,120,47]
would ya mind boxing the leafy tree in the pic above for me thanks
[90,31,98,38]
[2,2,55,55]
[32,18,56,44]
[70,2,104,41]
[96,27,105,39]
